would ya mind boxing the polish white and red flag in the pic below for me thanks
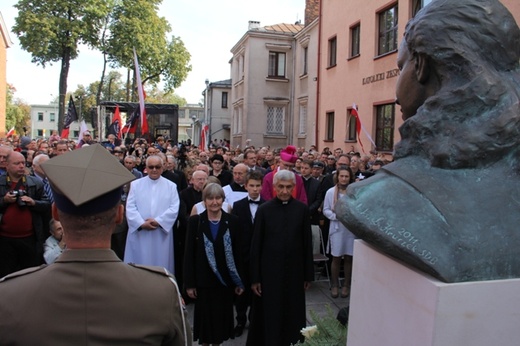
[351,104,376,154]
[200,123,209,150]
[6,127,15,137]
[133,47,149,134]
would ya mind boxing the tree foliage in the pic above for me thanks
[5,84,31,134]
[105,0,192,97]
[70,77,186,108]
[145,86,187,106]
[13,0,113,131]
[13,0,192,131]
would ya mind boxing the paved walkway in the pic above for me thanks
[186,281,349,345]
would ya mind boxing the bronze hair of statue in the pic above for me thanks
[336,0,520,283]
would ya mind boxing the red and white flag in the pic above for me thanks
[133,48,149,134]
[351,104,376,154]
[76,120,89,148]
[6,127,15,137]
[200,123,209,150]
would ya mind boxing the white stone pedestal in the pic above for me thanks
[347,240,520,346]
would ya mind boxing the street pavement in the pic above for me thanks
[185,280,349,345]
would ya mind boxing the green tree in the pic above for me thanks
[72,76,186,107]
[13,0,111,132]
[95,70,126,103]
[5,84,31,135]
[105,0,192,100]
[145,86,187,106]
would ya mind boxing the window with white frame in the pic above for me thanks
[299,103,308,135]
[302,46,308,76]
[37,112,44,121]
[268,51,286,78]
[266,105,285,134]
[239,54,244,80]
[50,113,56,122]
[233,106,243,134]
[378,4,398,56]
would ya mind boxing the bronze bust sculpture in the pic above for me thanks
[337,0,520,283]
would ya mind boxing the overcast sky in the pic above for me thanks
[1,0,303,105]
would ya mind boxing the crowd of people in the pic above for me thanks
[0,129,391,345]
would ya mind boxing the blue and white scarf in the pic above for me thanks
[203,226,244,289]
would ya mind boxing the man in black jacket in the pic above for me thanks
[231,170,265,337]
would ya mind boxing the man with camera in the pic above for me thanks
[0,151,51,278]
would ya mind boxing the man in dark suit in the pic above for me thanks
[301,160,323,227]
[231,170,265,337]
[0,144,190,345]
[244,149,267,176]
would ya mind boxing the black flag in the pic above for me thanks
[61,95,78,138]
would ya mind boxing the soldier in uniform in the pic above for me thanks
[0,144,191,346]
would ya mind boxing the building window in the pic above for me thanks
[73,130,79,138]
[375,104,395,151]
[266,106,285,134]
[239,54,245,80]
[50,113,56,122]
[37,129,43,137]
[299,103,307,135]
[350,24,360,58]
[302,46,308,75]
[347,110,357,141]
[325,112,334,141]
[378,5,398,56]
[268,51,286,78]
[37,112,44,121]
[328,36,337,67]
[412,0,433,17]
[221,92,228,108]
[233,105,243,134]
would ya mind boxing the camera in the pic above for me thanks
[10,190,27,206]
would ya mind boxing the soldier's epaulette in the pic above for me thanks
[0,264,47,283]
[128,263,174,278]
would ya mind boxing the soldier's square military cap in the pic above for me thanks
[41,144,135,215]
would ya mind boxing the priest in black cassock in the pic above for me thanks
[247,169,314,346]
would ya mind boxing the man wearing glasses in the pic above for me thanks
[124,155,180,275]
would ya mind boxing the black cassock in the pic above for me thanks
[247,197,314,346]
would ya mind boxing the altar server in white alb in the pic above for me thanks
[124,155,180,274]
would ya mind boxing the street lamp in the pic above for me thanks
[191,114,197,146]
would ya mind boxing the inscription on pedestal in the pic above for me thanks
[355,202,438,265]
